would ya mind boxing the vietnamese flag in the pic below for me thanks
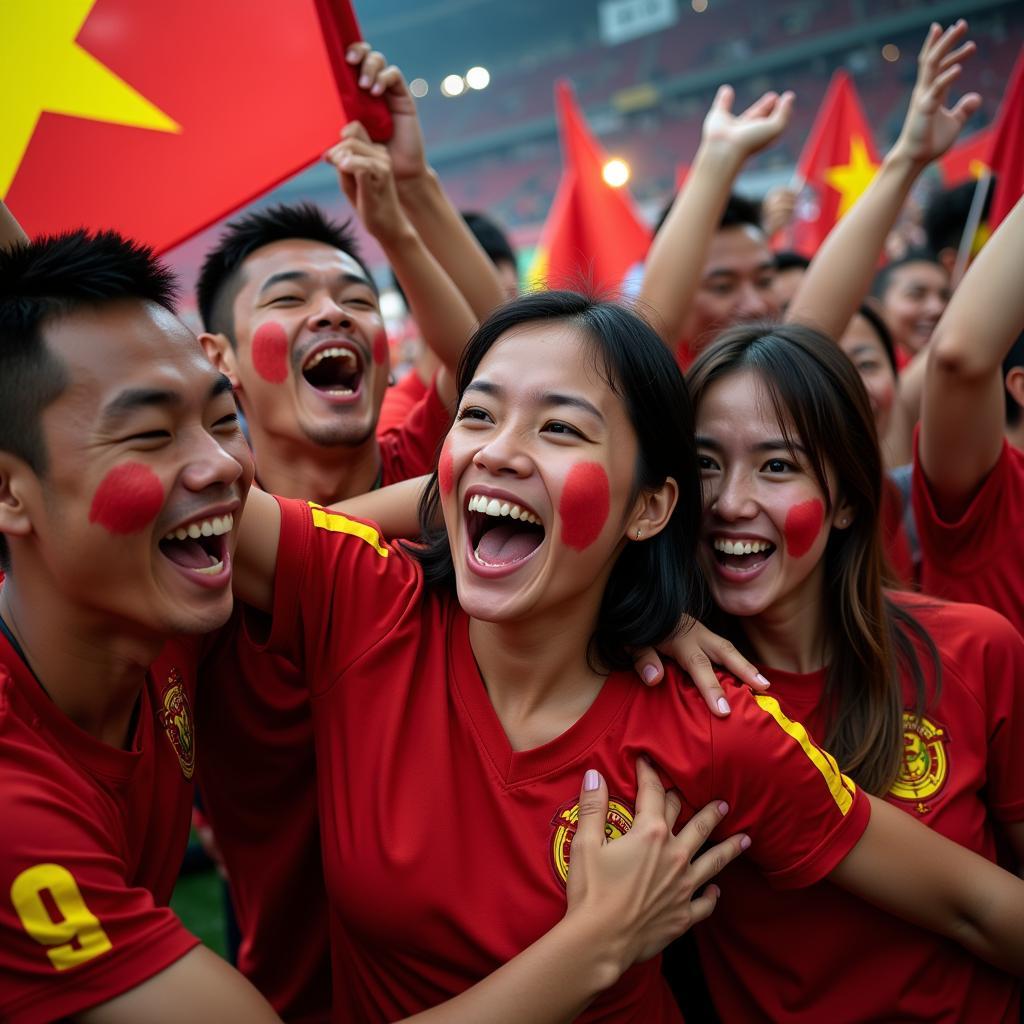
[2,0,389,252]
[938,127,992,186]
[527,81,650,293]
[790,70,880,257]
[988,46,1024,230]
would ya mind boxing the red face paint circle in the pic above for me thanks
[89,463,165,535]
[438,441,454,497]
[559,462,611,552]
[784,499,825,559]
[250,322,290,384]
[372,329,389,367]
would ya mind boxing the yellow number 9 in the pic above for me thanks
[10,864,113,970]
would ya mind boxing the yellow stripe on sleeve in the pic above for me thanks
[308,503,389,558]
[753,694,856,816]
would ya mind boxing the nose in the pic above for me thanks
[307,295,353,331]
[181,428,246,496]
[472,423,533,479]
[708,468,757,522]
[735,282,775,321]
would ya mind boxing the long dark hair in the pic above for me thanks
[407,290,707,671]
[688,322,940,795]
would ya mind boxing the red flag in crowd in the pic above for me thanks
[790,70,881,256]
[2,0,389,253]
[987,46,1024,229]
[527,80,651,293]
[938,127,992,186]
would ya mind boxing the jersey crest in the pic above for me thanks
[157,668,195,780]
[549,794,634,887]
[889,712,948,806]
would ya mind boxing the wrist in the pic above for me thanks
[882,144,928,179]
[552,911,628,995]
[396,165,439,203]
[693,140,746,177]
[373,216,419,250]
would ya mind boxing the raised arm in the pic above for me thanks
[919,192,1024,511]
[344,43,507,321]
[638,85,793,351]
[785,21,979,339]
[325,122,476,407]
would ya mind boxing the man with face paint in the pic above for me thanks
[0,230,286,1022]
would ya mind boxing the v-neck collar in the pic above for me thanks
[448,611,635,788]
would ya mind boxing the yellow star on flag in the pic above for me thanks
[1,0,181,197]
[823,135,878,218]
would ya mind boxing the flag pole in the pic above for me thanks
[952,170,991,287]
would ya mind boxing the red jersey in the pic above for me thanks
[194,380,450,1021]
[697,592,1024,1022]
[912,435,1024,634]
[0,631,201,1023]
[881,475,914,584]
[377,370,429,435]
[256,498,870,1023]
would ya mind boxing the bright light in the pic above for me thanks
[881,43,900,62]
[466,66,491,90]
[409,78,429,98]
[691,0,708,11]
[441,74,465,97]
[602,158,631,188]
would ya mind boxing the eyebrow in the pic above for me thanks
[463,380,605,422]
[257,269,374,297]
[100,375,234,427]
[695,435,808,456]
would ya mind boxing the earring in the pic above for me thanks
[635,528,642,541]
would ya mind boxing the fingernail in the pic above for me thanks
[740,835,752,850]
[372,83,384,95]
[347,48,359,61]
[359,75,371,88]
[584,769,601,792]
[717,697,731,715]
[755,672,771,688]
[717,801,729,815]
[642,664,658,684]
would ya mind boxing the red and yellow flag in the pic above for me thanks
[791,70,880,257]
[527,81,650,293]
[988,46,1024,230]
[938,127,992,187]
[1,0,388,252]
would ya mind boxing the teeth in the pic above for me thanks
[713,538,773,555]
[304,346,358,371]
[163,513,234,542]
[194,554,224,576]
[466,494,541,525]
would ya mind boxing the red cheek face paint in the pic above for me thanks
[784,499,825,559]
[89,463,165,535]
[559,462,611,552]
[438,441,454,498]
[372,329,388,367]
[250,322,290,384]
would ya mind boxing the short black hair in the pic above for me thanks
[196,202,376,339]
[854,301,898,374]
[1005,331,1024,427]
[407,290,706,671]
[871,248,946,299]
[923,179,994,255]
[774,250,811,273]
[462,211,517,268]
[0,229,178,567]
[653,191,764,238]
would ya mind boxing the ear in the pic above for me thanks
[199,331,241,390]
[0,453,39,546]
[1006,366,1024,417]
[627,477,679,543]
[831,497,856,531]
[937,247,958,278]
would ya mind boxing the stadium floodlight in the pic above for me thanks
[691,0,709,11]
[602,158,631,188]
[410,78,429,98]
[441,74,466,97]
[466,66,491,90]
[881,44,900,62]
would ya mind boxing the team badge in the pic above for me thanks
[157,669,195,780]
[888,712,948,806]
[549,795,634,887]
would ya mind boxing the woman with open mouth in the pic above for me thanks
[233,291,1024,1022]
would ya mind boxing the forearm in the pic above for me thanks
[638,143,744,349]
[400,913,623,1024]
[786,150,923,339]
[0,199,29,250]
[397,169,507,320]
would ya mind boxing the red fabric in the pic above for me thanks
[257,497,869,1023]
[193,384,448,1021]
[698,592,1024,1022]
[791,71,881,257]
[988,47,1024,229]
[912,435,1024,635]
[377,371,429,436]
[0,632,201,1023]
[531,81,651,293]
[881,476,914,584]
[938,127,993,187]
[5,0,378,253]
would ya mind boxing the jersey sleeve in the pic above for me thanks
[708,688,871,889]
[0,785,198,1023]
[255,497,423,694]
[377,376,452,482]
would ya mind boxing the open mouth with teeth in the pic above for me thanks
[711,537,776,572]
[301,346,363,397]
[466,494,545,568]
[159,514,234,575]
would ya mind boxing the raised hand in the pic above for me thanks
[893,20,981,166]
[701,84,795,161]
